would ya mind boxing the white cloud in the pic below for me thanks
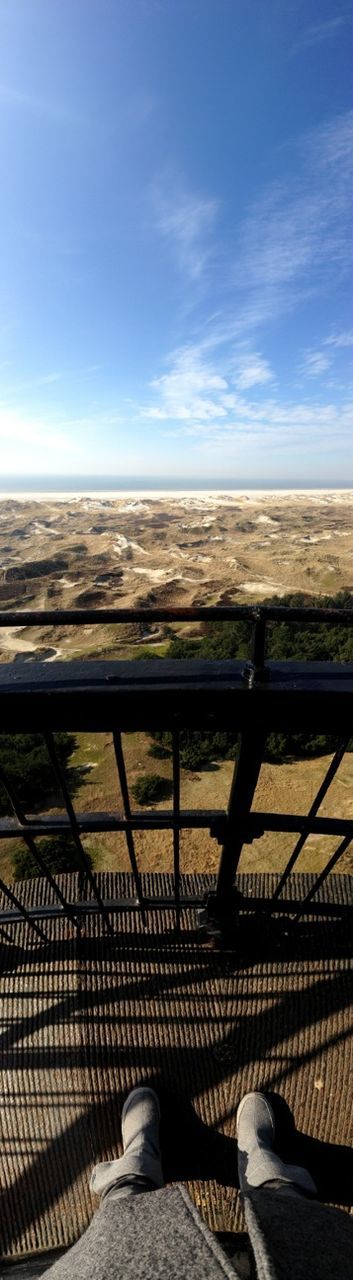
[301,350,331,378]
[153,176,219,281]
[145,346,228,420]
[141,342,275,424]
[141,340,353,471]
[174,396,353,454]
[233,352,274,390]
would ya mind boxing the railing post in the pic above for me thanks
[201,726,266,938]
[242,610,267,687]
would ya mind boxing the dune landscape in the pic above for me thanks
[1,489,352,883]
[0,489,352,661]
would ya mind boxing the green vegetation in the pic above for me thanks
[0,733,77,817]
[150,729,238,771]
[131,773,172,805]
[12,835,94,881]
[166,591,353,664]
[148,590,353,766]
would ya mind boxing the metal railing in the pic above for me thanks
[0,604,353,939]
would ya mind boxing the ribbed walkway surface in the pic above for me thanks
[0,872,352,1259]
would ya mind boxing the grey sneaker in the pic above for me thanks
[236,1092,317,1196]
[90,1088,163,1198]
[121,1086,161,1159]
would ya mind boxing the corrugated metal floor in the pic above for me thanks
[0,872,352,1261]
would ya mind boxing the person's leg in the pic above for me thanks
[236,1093,353,1280]
[42,1088,164,1280]
[90,1086,164,1201]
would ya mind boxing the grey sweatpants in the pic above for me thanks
[42,1177,353,1280]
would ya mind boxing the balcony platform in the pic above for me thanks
[1,871,352,1262]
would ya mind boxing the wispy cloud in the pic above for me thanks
[233,352,274,390]
[324,330,353,348]
[0,83,86,127]
[236,111,353,304]
[0,365,101,400]
[145,346,228,421]
[151,108,353,348]
[152,175,219,281]
[173,396,353,458]
[301,350,331,378]
[291,16,350,56]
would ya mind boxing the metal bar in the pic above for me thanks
[172,730,180,930]
[112,732,146,921]
[0,875,47,940]
[2,662,353,741]
[215,727,267,907]
[44,731,112,934]
[292,834,353,922]
[0,892,350,928]
[1,604,353,625]
[252,613,267,671]
[273,736,351,900]
[0,763,80,928]
[1,808,353,840]
[243,614,267,688]
[0,808,225,837]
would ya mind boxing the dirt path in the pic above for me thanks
[0,626,38,654]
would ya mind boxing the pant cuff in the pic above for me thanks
[90,1153,164,1196]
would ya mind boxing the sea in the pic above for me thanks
[0,475,350,496]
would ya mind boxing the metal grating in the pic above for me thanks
[0,871,352,1259]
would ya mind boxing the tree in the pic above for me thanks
[160,591,353,764]
[12,836,94,881]
[0,733,77,817]
[149,729,238,771]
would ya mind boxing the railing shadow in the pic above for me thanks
[0,882,352,1256]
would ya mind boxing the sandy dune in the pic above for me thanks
[0,489,352,659]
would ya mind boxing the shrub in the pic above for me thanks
[150,729,238,771]
[12,836,94,881]
[131,774,172,805]
[148,742,171,759]
[0,732,77,817]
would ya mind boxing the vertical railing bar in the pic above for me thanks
[0,763,80,928]
[44,732,113,935]
[215,727,267,907]
[112,732,146,923]
[292,833,352,922]
[252,611,267,674]
[0,874,47,941]
[273,735,351,900]
[172,729,180,931]
[242,613,267,689]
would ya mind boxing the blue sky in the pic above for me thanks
[1,0,353,481]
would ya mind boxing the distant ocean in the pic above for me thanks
[0,475,350,494]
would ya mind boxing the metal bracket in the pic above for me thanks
[209,817,265,846]
[197,887,244,941]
